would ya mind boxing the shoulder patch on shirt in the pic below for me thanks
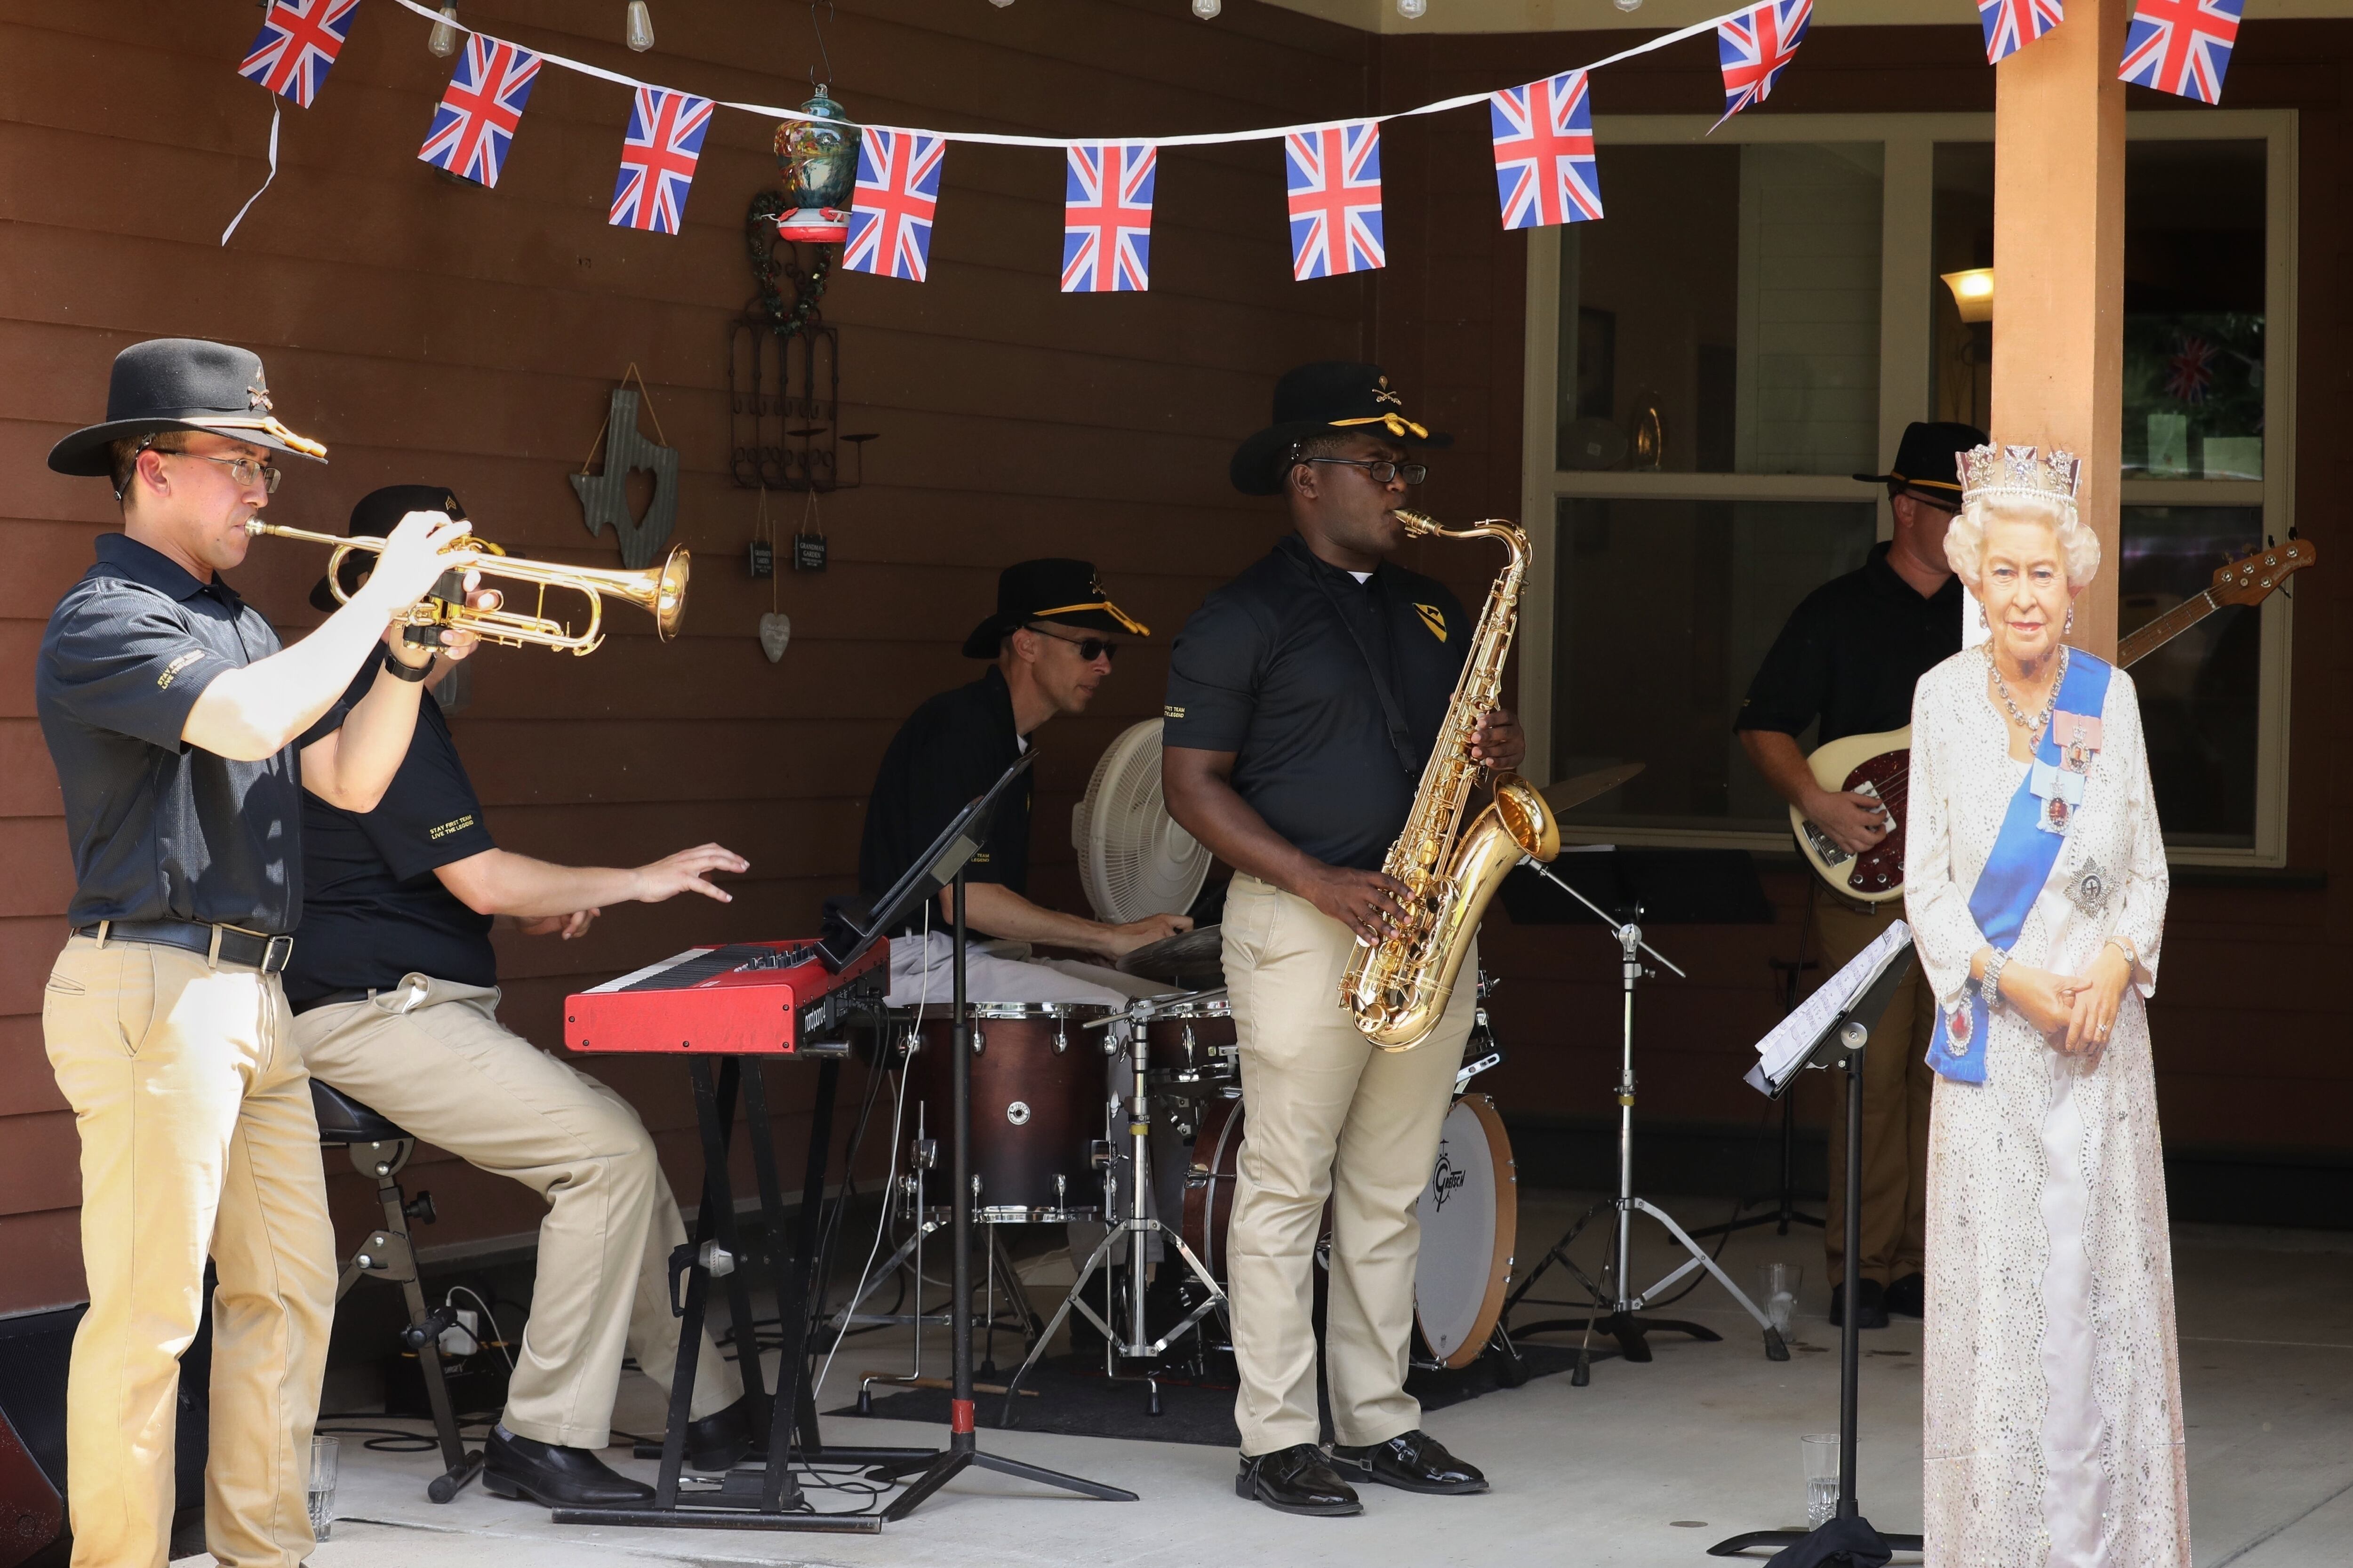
[155,649,206,690]
[1412,603,1448,643]
[1163,704,1185,720]
[426,814,477,842]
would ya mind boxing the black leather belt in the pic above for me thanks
[297,988,376,1012]
[72,919,294,975]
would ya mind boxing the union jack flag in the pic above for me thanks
[1979,0,2064,63]
[608,87,714,235]
[1489,71,1602,232]
[2119,0,2242,104]
[417,35,541,189]
[1285,121,1384,281]
[1062,143,1156,294]
[844,129,945,282]
[1716,0,1812,127]
[238,0,361,109]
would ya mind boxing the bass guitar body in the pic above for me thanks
[1790,727,1910,904]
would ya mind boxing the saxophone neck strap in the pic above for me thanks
[1298,554,1421,782]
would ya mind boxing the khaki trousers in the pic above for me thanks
[1220,874,1474,1455]
[291,975,740,1449]
[42,936,336,1568]
[1814,895,1936,1288]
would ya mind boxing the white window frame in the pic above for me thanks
[1518,108,2299,867]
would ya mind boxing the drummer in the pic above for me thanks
[857,558,1191,1006]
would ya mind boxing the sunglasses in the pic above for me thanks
[1025,624,1119,663]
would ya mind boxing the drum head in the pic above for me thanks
[1413,1096,1517,1368]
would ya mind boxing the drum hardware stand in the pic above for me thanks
[999,993,1231,1417]
[872,866,1136,1515]
[1503,861,1790,1384]
[1711,938,1921,1560]
[1687,955,1825,1242]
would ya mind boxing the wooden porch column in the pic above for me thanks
[1991,0,2129,659]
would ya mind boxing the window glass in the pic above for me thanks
[1551,497,1877,832]
[1930,143,1992,432]
[2120,505,2264,847]
[1556,144,1883,476]
[2122,141,2265,479]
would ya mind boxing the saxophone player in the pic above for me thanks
[1163,362,1521,1517]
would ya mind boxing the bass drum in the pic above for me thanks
[1180,1092,1249,1281]
[1412,1095,1517,1368]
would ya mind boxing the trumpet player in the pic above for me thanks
[35,338,474,1568]
[282,485,752,1510]
[1163,363,1521,1517]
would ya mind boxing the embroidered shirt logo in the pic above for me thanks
[426,814,476,841]
[155,650,205,690]
[1162,704,1186,720]
[1413,603,1448,642]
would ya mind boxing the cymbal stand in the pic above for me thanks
[1000,992,1229,1416]
[1504,861,1790,1383]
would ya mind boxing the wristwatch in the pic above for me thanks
[1981,946,2010,1006]
[2106,935,2140,973]
[385,651,437,683]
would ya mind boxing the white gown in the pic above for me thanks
[1903,649,2189,1568]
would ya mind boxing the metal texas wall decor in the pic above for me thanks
[572,383,680,570]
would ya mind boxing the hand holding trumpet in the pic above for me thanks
[348,510,479,619]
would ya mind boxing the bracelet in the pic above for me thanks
[1981,946,2010,1007]
[384,652,436,684]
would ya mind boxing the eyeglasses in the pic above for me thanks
[1301,457,1427,486]
[160,448,282,494]
[1025,624,1118,663]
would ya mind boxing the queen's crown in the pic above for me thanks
[1958,442,2081,506]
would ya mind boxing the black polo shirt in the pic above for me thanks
[858,665,1033,917]
[1736,541,1964,746]
[37,533,333,933]
[1163,533,1471,872]
[283,648,498,1009]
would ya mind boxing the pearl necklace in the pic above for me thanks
[1987,643,2067,748]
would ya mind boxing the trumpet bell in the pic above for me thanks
[649,547,688,640]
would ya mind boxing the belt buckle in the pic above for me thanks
[263,934,295,974]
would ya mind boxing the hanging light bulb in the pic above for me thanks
[1193,0,1220,16]
[1396,0,1426,15]
[624,0,656,51]
[427,5,461,56]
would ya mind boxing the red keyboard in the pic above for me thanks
[563,938,888,1056]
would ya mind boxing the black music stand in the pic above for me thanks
[1710,931,1922,1563]
[849,754,1135,1517]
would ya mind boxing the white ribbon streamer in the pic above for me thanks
[380,0,1731,151]
[221,100,281,246]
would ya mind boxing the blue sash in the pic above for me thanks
[1925,651,2113,1084]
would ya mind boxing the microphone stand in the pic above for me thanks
[1502,860,1791,1382]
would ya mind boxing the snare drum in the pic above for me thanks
[1143,996,1239,1100]
[907,1002,1111,1222]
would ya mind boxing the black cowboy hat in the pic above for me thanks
[1229,360,1451,497]
[47,337,328,478]
[1855,420,1988,507]
[310,485,468,612]
[960,559,1150,659]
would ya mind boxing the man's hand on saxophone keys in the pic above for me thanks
[1299,864,1413,944]
[1467,708,1525,774]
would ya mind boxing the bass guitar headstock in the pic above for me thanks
[2209,537,2316,608]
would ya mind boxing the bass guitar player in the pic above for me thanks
[1734,419,1984,1332]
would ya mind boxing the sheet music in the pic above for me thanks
[1746,919,1913,1095]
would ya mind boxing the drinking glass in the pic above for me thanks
[1756,1260,1802,1336]
[308,1434,340,1542]
[1801,1432,1840,1529]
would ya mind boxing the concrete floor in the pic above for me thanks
[179,1192,2353,1567]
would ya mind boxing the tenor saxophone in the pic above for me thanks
[1341,509,1561,1050]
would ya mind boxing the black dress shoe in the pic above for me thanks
[684,1395,753,1472]
[1829,1279,1890,1330]
[1329,1430,1489,1495]
[1235,1443,1363,1516]
[483,1427,655,1508]
[1883,1272,1925,1319]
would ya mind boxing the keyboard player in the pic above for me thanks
[281,485,752,1511]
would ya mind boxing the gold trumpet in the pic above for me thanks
[244,520,689,656]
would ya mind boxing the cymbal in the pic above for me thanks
[1116,922,1225,987]
[1540,761,1644,815]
